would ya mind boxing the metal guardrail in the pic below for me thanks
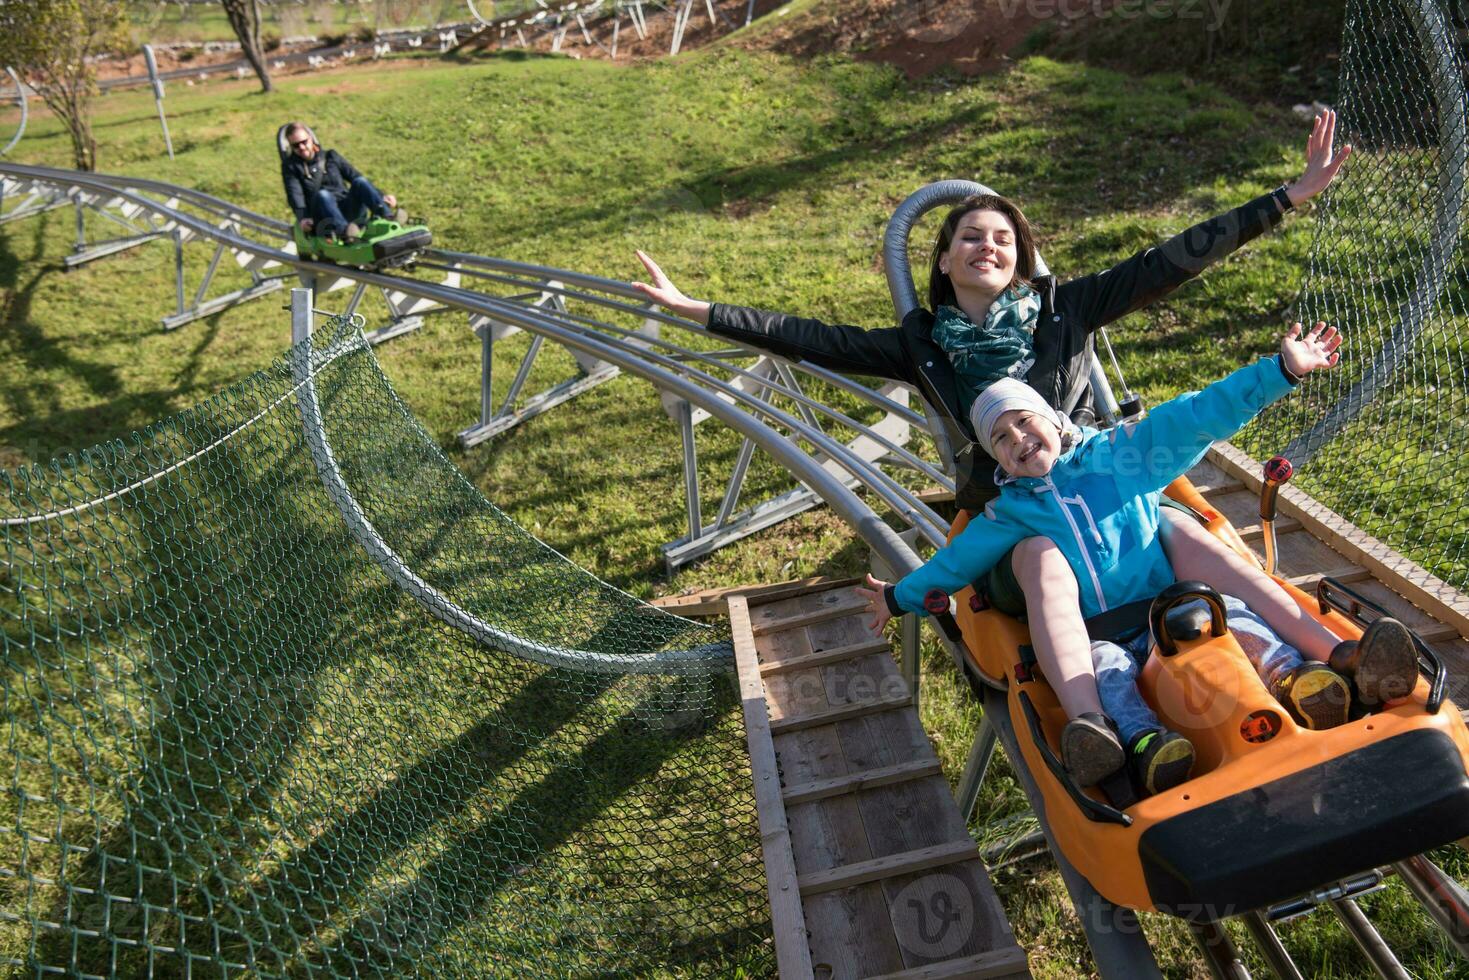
[0,161,938,587]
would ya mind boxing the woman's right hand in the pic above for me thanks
[631,250,712,326]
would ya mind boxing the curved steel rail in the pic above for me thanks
[0,161,931,675]
[1,68,26,158]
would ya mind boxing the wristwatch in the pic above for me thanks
[1273,185,1296,213]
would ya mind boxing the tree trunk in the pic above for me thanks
[35,79,96,171]
[221,0,273,93]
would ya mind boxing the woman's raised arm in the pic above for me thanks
[632,250,712,326]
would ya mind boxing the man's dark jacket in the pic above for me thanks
[281,149,364,222]
[706,191,1290,511]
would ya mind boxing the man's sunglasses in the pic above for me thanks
[290,138,311,148]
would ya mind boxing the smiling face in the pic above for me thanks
[287,126,318,161]
[989,408,1063,479]
[939,209,1019,301]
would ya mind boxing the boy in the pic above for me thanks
[859,323,1419,795]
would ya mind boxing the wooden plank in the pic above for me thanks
[769,694,913,735]
[1211,443,1469,641]
[646,575,862,617]
[750,588,842,629]
[803,886,908,978]
[866,948,1032,979]
[782,759,944,806]
[752,594,870,636]
[824,651,907,710]
[760,637,891,676]
[1236,518,1303,542]
[797,840,981,897]
[1196,479,1246,498]
[916,486,957,505]
[1417,623,1462,643]
[1287,565,1370,588]
[879,863,1030,975]
[727,595,816,980]
[1271,529,1351,581]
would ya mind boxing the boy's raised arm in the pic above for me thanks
[1090,322,1341,493]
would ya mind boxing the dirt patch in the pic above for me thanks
[728,0,1058,79]
[455,0,1050,77]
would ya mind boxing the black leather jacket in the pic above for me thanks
[707,190,1291,510]
[281,149,364,221]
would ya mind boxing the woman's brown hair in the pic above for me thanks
[926,194,1037,312]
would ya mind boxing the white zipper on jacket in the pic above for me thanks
[1059,490,1105,547]
[1042,474,1109,613]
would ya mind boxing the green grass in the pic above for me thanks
[3,40,1467,978]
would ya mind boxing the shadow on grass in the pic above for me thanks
[0,215,235,459]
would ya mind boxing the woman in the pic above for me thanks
[633,113,1351,739]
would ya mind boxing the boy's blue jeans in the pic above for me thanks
[1092,594,1307,744]
[308,177,389,237]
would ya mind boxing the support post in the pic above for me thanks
[291,286,313,345]
[955,714,998,822]
[1241,911,1303,980]
[901,609,920,711]
[173,229,186,317]
[479,317,494,427]
[679,399,703,543]
[1330,899,1411,980]
[1189,919,1250,980]
[1393,855,1469,960]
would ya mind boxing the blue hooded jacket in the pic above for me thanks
[892,356,1298,619]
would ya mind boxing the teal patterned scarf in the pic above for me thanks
[931,285,1042,410]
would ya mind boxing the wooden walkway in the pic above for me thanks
[1198,446,1468,661]
[728,584,1031,980]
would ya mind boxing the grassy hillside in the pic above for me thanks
[3,41,1466,978]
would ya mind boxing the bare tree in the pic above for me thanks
[220,0,273,93]
[0,0,128,171]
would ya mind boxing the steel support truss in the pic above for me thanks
[659,360,914,570]
[457,281,634,447]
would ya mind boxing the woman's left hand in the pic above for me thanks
[1286,108,1352,206]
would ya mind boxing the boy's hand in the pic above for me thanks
[855,573,894,633]
[1281,321,1342,377]
[1286,109,1352,206]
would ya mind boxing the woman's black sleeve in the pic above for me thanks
[1058,191,1287,332]
[706,302,919,384]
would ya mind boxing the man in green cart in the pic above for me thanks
[279,121,405,242]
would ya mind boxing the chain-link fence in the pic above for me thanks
[1240,0,1469,593]
[0,313,769,977]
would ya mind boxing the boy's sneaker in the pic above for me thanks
[392,206,409,224]
[1329,617,1420,706]
[1128,729,1196,796]
[1271,662,1351,730]
[1059,712,1125,787]
[343,222,363,243]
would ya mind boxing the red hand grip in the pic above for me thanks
[1264,456,1294,484]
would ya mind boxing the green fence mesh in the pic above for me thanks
[1240,0,1469,592]
[0,312,770,977]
